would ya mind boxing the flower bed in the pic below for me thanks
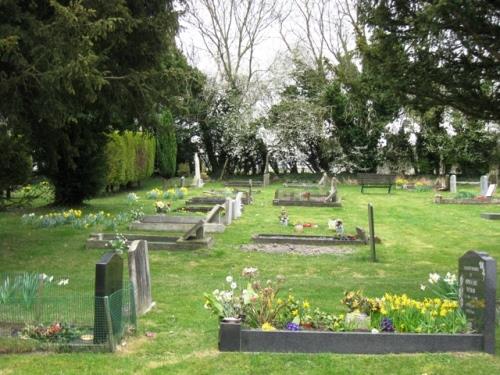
[205,266,495,354]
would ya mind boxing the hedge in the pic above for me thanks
[105,131,155,189]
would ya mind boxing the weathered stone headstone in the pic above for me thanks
[191,153,204,188]
[480,175,489,196]
[318,172,327,186]
[263,154,270,187]
[450,174,457,193]
[368,204,376,262]
[94,252,123,346]
[234,192,243,219]
[458,251,496,354]
[224,197,232,225]
[128,240,154,316]
[180,176,185,188]
[485,184,496,198]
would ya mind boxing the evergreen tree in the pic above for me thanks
[156,110,177,178]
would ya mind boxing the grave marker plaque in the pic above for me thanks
[94,252,124,345]
[458,251,496,354]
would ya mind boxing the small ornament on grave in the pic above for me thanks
[155,201,171,213]
[279,207,289,226]
[328,219,344,238]
[294,224,304,233]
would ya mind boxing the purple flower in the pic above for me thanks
[380,317,394,332]
[286,322,300,331]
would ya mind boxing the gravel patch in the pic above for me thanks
[240,243,354,256]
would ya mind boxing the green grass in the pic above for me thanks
[1,178,500,374]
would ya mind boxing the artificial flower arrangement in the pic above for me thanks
[204,269,468,334]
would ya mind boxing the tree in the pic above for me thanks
[0,1,181,204]
[358,0,500,121]
[156,110,177,178]
[0,124,31,199]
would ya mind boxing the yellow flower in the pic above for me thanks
[292,309,299,317]
[277,298,283,305]
[302,300,310,309]
[261,323,276,331]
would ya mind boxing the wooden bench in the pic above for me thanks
[357,173,396,193]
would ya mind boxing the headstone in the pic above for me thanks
[224,197,232,225]
[206,204,224,224]
[94,252,124,345]
[480,175,489,196]
[458,251,496,354]
[234,192,243,219]
[450,174,457,193]
[368,204,376,262]
[191,153,204,188]
[486,184,496,198]
[180,176,185,188]
[263,154,270,187]
[128,240,154,316]
[318,172,327,186]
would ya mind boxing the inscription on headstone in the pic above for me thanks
[458,250,496,354]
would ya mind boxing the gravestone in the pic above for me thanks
[224,197,232,225]
[318,172,327,186]
[94,252,124,345]
[263,154,270,187]
[180,176,185,188]
[450,174,457,193]
[480,175,489,196]
[486,184,496,198]
[191,153,204,188]
[368,204,376,262]
[234,192,243,219]
[128,240,154,316]
[458,251,496,354]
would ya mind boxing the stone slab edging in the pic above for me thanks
[218,323,485,354]
[272,199,342,207]
[480,213,500,220]
[86,233,212,250]
[434,196,500,205]
[251,233,367,246]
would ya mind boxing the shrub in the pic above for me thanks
[156,110,177,178]
[177,162,190,177]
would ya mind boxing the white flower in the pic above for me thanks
[371,328,379,334]
[444,272,456,285]
[230,282,237,290]
[428,273,440,284]
[242,267,258,277]
[420,284,426,291]
[48,276,54,282]
[58,278,69,286]
[226,276,233,283]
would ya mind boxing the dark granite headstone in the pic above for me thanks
[94,252,123,345]
[458,251,496,354]
[368,204,376,262]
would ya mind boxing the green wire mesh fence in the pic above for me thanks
[0,272,136,352]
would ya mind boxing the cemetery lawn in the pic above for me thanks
[1,178,500,375]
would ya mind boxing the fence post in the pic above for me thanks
[368,203,377,262]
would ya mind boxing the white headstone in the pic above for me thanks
[318,172,327,186]
[224,197,232,225]
[450,174,457,193]
[486,184,496,198]
[480,175,489,196]
[234,192,243,218]
[191,153,204,188]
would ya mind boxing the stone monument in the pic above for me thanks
[191,153,204,188]
[128,240,154,316]
[480,175,489,196]
[458,251,496,354]
[450,174,457,193]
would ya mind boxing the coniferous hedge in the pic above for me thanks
[157,110,177,178]
[105,131,156,190]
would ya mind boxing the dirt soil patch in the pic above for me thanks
[240,243,354,256]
